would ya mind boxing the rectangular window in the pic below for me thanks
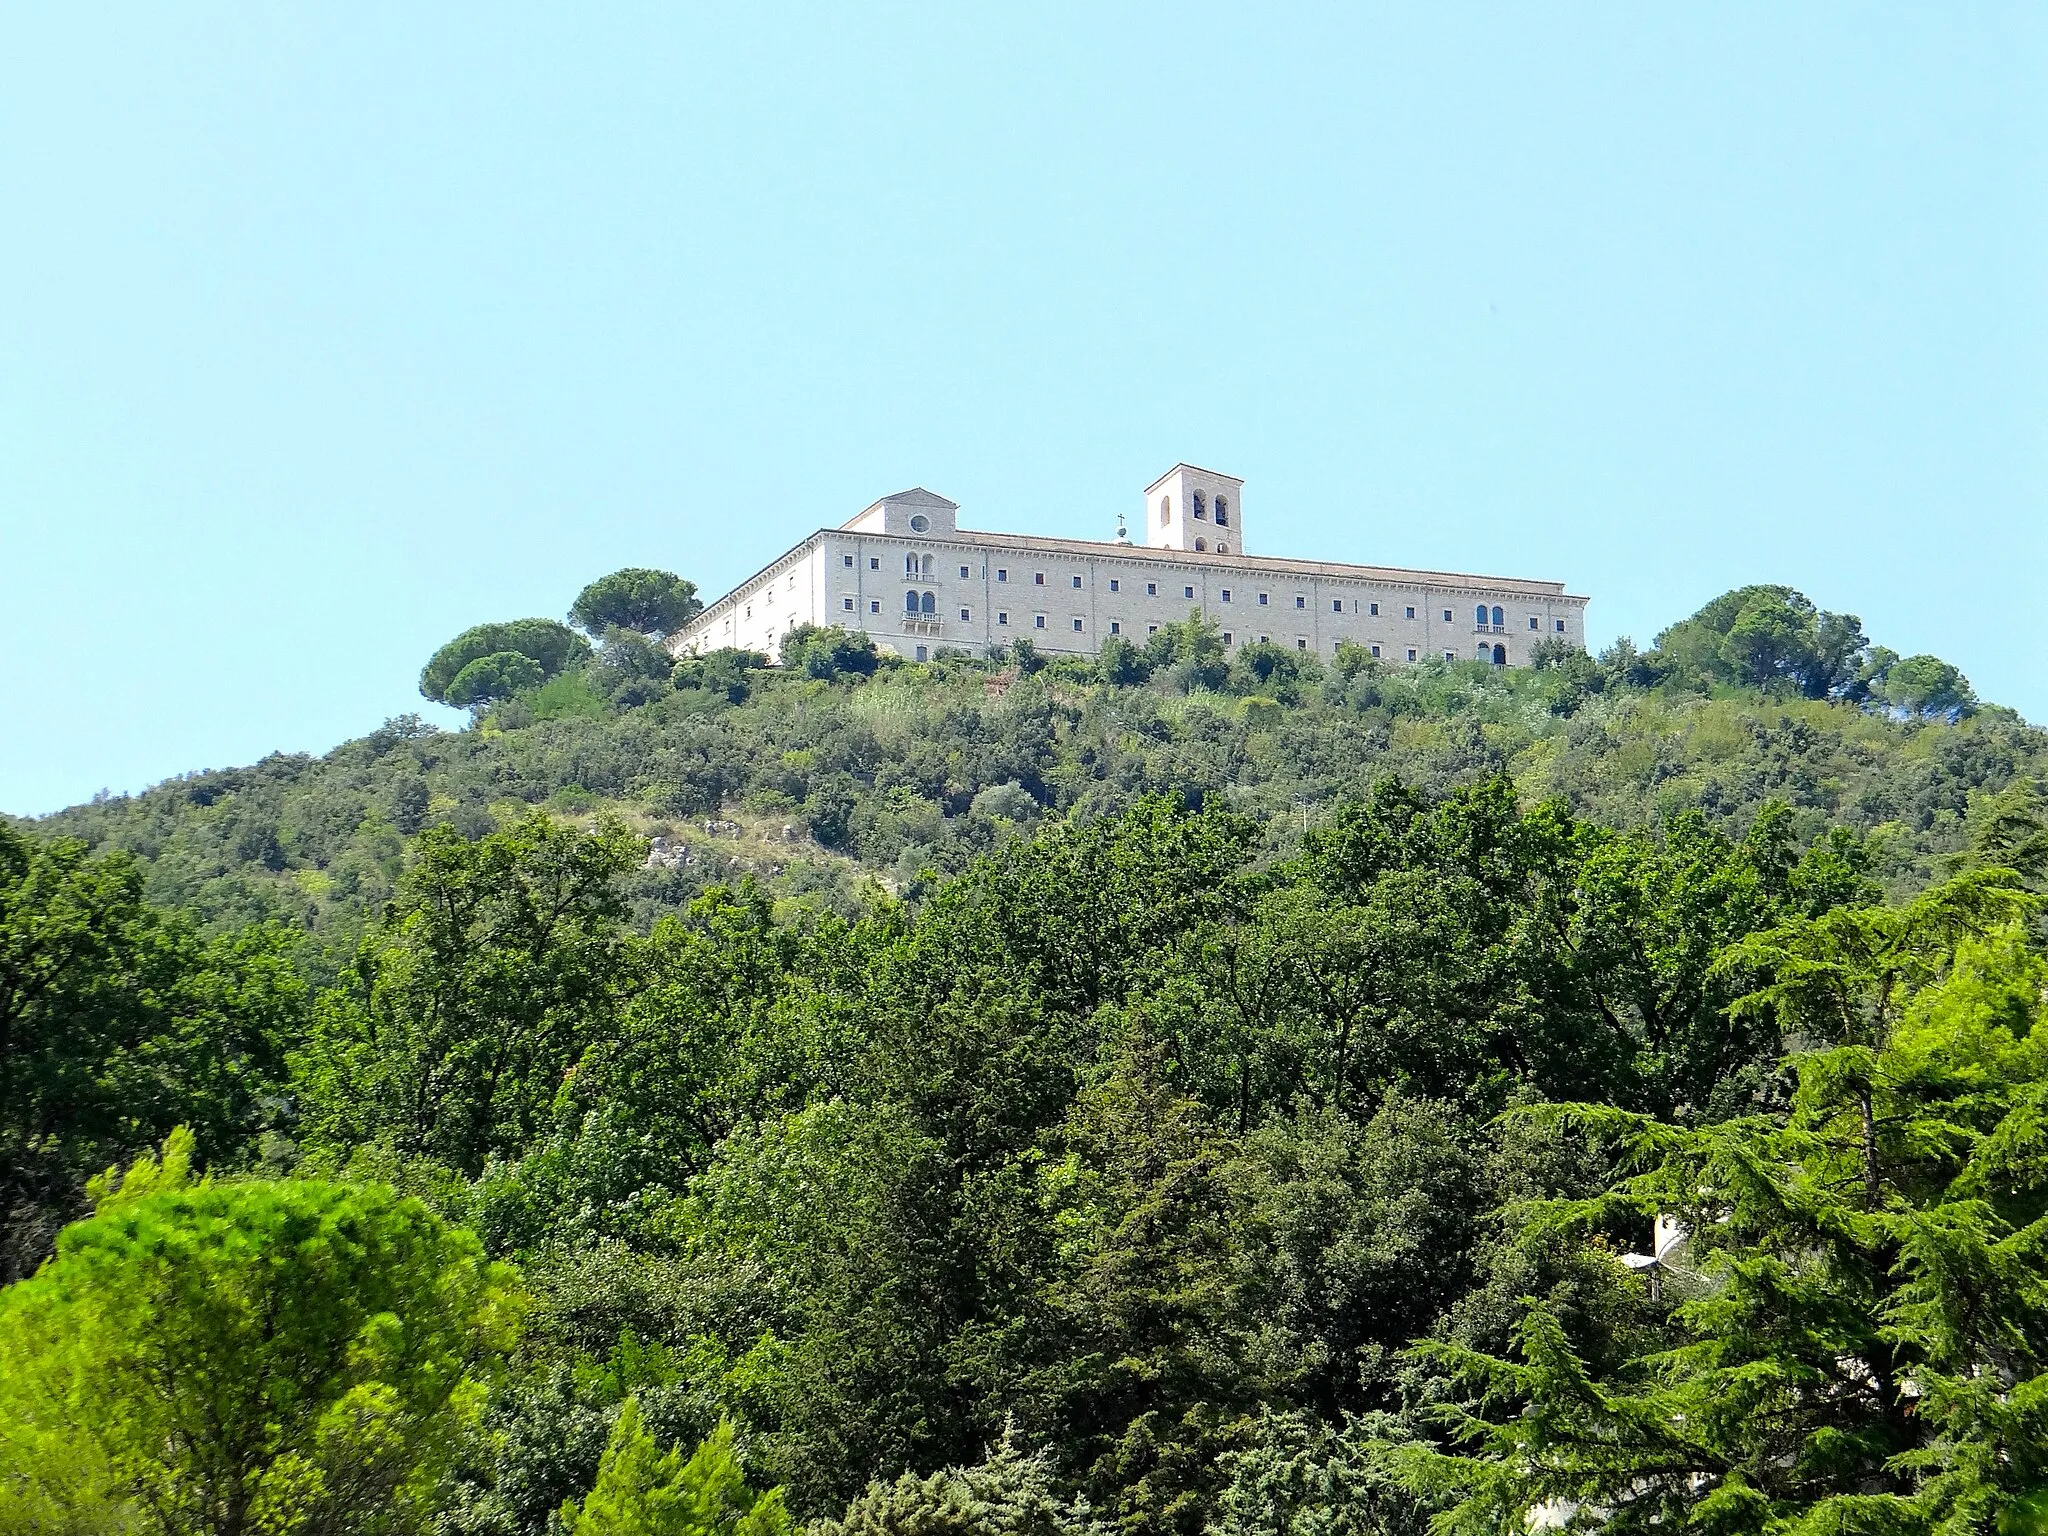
[870,557,880,570]
[1221,589,1232,602]
[1258,634,1270,644]
[842,597,854,611]
[1148,624,1159,635]
[1146,582,1158,596]
[1332,599,1343,612]
[1369,602,1380,616]
[1297,637,1308,650]
[998,611,1009,625]
[1258,593,1269,606]
[1444,650,1456,660]
[1370,644,1381,658]
[1223,631,1233,645]
[1035,573,1045,586]
[1555,619,1566,632]
[1071,575,1082,589]
[1404,606,1415,619]
[1109,579,1120,592]
[1442,609,1453,622]
[1295,596,1307,610]
[1072,617,1083,632]
[869,600,881,614]
[1034,614,1046,629]
[1406,647,1418,661]
[843,555,854,567]
[960,607,971,620]
[997,569,1008,582]
[1110,620,1121,635]
[1183,585,1195,599]
[1529,616,1539,630]
[960,565,971,579]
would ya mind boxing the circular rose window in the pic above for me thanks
[908,513,930,532]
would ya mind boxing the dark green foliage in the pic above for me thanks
[0,825,304,1279]
[1391,877,2048,1533]
[672,648,770,705]
[293,812,644,1173]
[570,568,704,640]
[421,619,591,704]
[4,581,2047,1536]
[590,628,680,708]
[1883,651,1976,719]
[781,625,881,680]
[448,649,547,708]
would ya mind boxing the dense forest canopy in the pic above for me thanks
[3,575,2046,1535]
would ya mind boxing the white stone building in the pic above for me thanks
[673,465,1588,668]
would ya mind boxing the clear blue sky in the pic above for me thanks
[3,5,2043,816]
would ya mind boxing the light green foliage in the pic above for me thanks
[1390,874,2048,1533]
[561,1404,788,1536]
[570,570,703,641]
[0,1131,523,1536]
[420,619,590,704]
[447,650,546,708]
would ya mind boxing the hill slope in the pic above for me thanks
[23,609,2044,949]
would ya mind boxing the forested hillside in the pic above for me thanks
[4,576,2048,1535]
[26,580,2042,948]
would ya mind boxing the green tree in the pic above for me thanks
[0,1130,523,1536]
[0,825,303,1280]
[570,570,703,640]
[780,625,880,680]
[420,620,590,704]
[1883,653,1976,719]
[560,1405,789,1536]
[293,812,644,1173]
[1389,873,2048,1533]
[446,650,546,709]
[1097,635,1150,687]
[816,1422,1108,1536]
[1650,585,1870,699]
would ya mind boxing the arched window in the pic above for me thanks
[921,591,936,614]
[1216,542,1229,555]
[1215,497,1228,527]
[905,554,918,576]
[922,555,935,578]
[1491,605,1504,628]
[1193,490,1207,519]
[1475,604,1489,627]
[905,591,919,613]
[1492,643,1507,665]
[1194,537,1207,552]
[1160,495,1171,526]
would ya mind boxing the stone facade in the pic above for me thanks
[673,468,1588,668]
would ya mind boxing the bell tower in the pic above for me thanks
[1142,465,1244,555]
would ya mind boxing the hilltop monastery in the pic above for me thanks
[672,465,1588,667]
